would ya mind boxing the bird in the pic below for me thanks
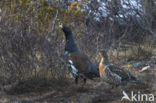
[99,50,139,88]
[60,25,99,84]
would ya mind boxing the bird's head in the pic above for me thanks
[99,50,107,58]
[59,24,72,37]
[99,49,109,64]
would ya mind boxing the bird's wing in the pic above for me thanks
[108,64,130,80]
[108,64,138,81]
[104,67,122,85]
[68,53,88,72]
[87,61,99,76]
[68,53,99,78]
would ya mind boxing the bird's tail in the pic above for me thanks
[120,81,127,86]
[128,71,140,82]
[129,77,144,85]
[127,72,144,84]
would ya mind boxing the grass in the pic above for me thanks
[5,76,70,95]
[108,43,155,64]
[0,64,155,103]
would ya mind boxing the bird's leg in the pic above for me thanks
[83,78,86,84]
[115,85,119,88]
[111,85,114,89]
[75,77,78,84]
[80,78,86,89]
[111,84,119,89]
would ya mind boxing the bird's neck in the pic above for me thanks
[100,58,104,64]
[65,34,76,43]
[100,57,109,65]
[65,35,80,53]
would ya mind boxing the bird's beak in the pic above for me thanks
[59,24,63,28]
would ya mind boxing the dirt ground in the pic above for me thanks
[0,60,155,103]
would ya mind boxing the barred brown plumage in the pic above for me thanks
[99,50,140,88]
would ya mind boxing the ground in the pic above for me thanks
[0,59,155,103]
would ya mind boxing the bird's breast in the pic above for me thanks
[99,63,105,78]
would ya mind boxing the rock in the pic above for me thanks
[139,66,151,73]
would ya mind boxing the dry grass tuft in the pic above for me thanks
[5,77,70,95]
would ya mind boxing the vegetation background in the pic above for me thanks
[0,0,155,102]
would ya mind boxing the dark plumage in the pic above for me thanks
[60,25,99,84]
[99,50,139,87]
[61,26,81,54]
